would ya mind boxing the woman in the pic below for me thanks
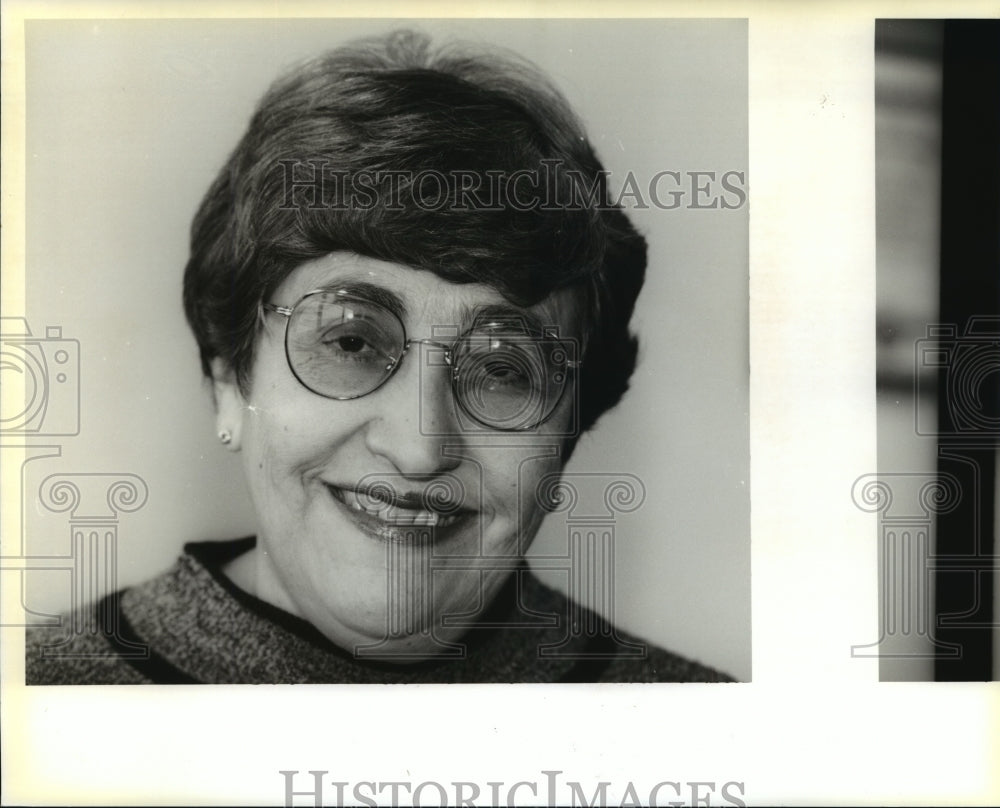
[26,30,730,683]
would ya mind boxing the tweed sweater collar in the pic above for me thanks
[117,538,600,683]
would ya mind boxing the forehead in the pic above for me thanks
[275,252,579,335]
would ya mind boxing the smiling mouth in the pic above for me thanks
[324,483,472,542]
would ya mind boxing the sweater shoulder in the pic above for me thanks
[24,604,152,685]
[596,631,736,682]
[522,571,736,683]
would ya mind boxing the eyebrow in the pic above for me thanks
[308,278,557,336]
[312,280,407,322]
[467,304,552,335]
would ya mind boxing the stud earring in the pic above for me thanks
[218,430,232,445]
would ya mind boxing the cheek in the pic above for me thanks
[239,401,334,498]
[239,417,297,513]
[482,452,563,537]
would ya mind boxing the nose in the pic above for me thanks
[362,340,463,477]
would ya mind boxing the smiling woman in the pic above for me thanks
[216,252,584,663]
[25,28,736,683]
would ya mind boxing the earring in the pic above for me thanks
[218,430,232,445]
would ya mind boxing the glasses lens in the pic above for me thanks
[453,330,572,430]
[286,292,404,399]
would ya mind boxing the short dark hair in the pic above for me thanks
[183,29,647,435]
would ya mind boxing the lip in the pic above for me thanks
[324,483,475,544]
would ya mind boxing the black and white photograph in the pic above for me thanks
[2,3,997,807]
[12,18,750,685]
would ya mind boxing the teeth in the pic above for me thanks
[339,489,460,527]
[395,511,439,526]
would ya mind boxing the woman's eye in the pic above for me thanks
[335,335,367,353]
[481,359,531,389]
[317,328,381,361]
[485,361,517,379]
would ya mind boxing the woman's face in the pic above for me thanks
[215,252,578,659]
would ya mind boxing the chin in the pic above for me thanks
[311,548,511,663]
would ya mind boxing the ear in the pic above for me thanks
[210,358,246,452]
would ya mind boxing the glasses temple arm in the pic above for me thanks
[261,302,293,318]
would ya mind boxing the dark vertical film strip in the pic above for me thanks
[934,20,1000,681]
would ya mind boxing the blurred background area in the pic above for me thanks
[875,19,999,682]
[874,19,943,681]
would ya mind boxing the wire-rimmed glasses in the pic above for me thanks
[262,288,580,431]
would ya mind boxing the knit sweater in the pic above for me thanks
[25,537,732,684]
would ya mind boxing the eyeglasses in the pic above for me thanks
[262,289,580,431]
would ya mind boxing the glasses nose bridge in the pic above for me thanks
[391,338,458,404]
[393,337,462,435]
[401,337,455,366]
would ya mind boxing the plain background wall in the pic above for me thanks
[22,18,749,680]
